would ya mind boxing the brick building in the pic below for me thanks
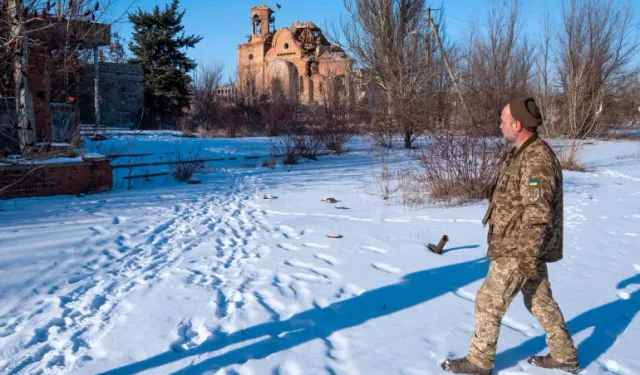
[216,84,237,100]
[237,5,354,104]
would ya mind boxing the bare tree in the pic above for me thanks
[313,69,359,153]
[556,0,639,164]
[533,0,559,137]
[339,0,433,148]
[460,0,534,134]
[188,63,224,133]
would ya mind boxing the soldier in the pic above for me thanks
[441,97,579,375]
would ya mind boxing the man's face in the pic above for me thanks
[499,105,518,143]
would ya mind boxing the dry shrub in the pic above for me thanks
[419,135,506,205]
[560,157,587,172]
[271,134,323,165]
[397,168,429,208]
[261,157,276,168]
[271,136,298,165]
[555,143,588,172]
[293,135,323,160]
[370,115,396,148]
[172,161,205,181]
[171,148,206,181]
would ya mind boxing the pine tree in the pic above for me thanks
[128,0,202,126]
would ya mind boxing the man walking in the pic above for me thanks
[441,98,578,375]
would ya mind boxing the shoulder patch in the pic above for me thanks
[528,177,539,186]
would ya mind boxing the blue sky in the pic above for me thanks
[105,0,638,81]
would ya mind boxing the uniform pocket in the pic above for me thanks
[498,174,510,192]
[500,208,524,240]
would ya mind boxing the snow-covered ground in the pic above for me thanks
[1,133,639,375]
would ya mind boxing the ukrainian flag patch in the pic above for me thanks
[528,177,539,186]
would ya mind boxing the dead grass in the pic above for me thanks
[397,168,428,208]
[240,159,257,168]
[371,152,396,200]
[615,146,640,160]
[560,157,587,172]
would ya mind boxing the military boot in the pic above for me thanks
[441,357,492,375]
[528,354,579,374]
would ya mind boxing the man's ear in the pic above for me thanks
[513,120,523,132]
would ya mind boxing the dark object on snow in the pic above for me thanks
[90,134,107,141]
[187,178,201,184]
[428,234,449,254]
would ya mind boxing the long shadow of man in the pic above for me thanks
[495,274,640,371]
[99,258,489,375]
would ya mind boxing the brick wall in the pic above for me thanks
[0,157,112,198]
[79,62,144,126]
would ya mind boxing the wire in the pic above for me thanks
[444,15,488,28]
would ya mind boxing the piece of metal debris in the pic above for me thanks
[427,234,449,255]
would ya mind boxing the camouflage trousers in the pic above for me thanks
[467,258,577,369]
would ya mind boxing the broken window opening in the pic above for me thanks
[253,15,261,35]
[299,76,304,96]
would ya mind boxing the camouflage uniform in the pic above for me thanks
[467,134,578,369]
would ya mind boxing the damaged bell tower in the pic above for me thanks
[237,5,354,104]
[251,5,274,37]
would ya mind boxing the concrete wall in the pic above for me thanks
[79,62,143,126]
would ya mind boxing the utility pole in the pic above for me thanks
[94,46,101,133]
[426,8,476,127]
[425,7,437,66]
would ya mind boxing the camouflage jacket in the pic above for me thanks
[482,134,563,265]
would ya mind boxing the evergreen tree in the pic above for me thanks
[128,0,202,126]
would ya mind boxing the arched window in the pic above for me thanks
[253,15,261,35]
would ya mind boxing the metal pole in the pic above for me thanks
[93,46,100,131]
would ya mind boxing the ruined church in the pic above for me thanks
[237,5,354,104]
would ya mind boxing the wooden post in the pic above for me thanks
[426,8,432,66]
[427,11,476,127]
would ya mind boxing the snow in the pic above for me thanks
[2,156,85,165]
[36,142,71,147]
[1,132,640,375]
